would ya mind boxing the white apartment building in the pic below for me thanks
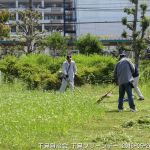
[0,0,77,36]
[77,0,150,37]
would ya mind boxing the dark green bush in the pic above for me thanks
[0,55,60,90]
[140,60,150,82]
[74,55,117,84]
[0,54,149,90]
[0,55,18,82]
[0,54,133,90]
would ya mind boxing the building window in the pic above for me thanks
[35,26,42,32]
[0,2,16,8]
[18,2,28,8]
[44,2,63,8]
[44,3,52,8]
[11,26,16,33]
[56,15,63,20]
[44,14,63,20]
[44,14,54,20]
[9,13,16,21]
[44,25,52,32]
[44,25,63,32]
[33,2,42,9]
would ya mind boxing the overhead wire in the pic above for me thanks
[75,1,150,23]
[75,1,150,34]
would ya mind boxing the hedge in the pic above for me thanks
[0,54,118,90]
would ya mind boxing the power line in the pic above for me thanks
[78,3,150,6]
[78,2,150,6]
[76,7,150,12]
[77,9,150,12]
[39,20,139,25]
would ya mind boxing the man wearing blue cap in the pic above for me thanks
[59,55,77,92]
[114,53,137,112]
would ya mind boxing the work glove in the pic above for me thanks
[129,82,134,88]
[112,78,118,85]
[75,74,77,77]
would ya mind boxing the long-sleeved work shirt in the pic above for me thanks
[62,60,77,82]
[114,58,135,85]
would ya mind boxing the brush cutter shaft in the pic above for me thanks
[97,85,116,103]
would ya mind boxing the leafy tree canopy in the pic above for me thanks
[44,32,67,56]
[76,33,104,54]
[0,10,10,38]
[121,1,150,67]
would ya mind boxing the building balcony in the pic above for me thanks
[43,8,63,14]
[44,14,63,20]
[51,7,63,13]
[18,2,41,9]
[41,19,63,24]
[18,4,29,9]
[0,2,16,9]
[44,0,73,3]
[8,20,16,24]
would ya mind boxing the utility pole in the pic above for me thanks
[28,0,33,35]
[133,0,138,32]
[73,0,77,37]
[63,0,66,36]
[133,0,139,67]
[28,0,33,52]
[29,0,33,10]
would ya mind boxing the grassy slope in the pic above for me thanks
[0,83,150,150]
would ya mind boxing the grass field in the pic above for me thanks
[0,82,150,150]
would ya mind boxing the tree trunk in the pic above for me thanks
[134,49,140,68]
[27,41,32,53]
[133,0,139,68]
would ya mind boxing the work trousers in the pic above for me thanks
[59,78,74,92]
[133,76,144,99]
[118,82,135,110]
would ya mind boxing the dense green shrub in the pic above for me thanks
[0,54,149,90]
[140,60,150,82]
[0,55,18,82]
[74,55,117,84]
[0,55,60,89]
[15,63,57,89]
[0,54,117,90]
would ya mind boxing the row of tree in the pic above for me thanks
[0,0,150,68]
[0,9,103,56]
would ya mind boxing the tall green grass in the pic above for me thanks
[0,83,105,150]
[0,82,150,150]
[0,54,117,90]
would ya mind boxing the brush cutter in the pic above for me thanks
[96,85,116,104]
